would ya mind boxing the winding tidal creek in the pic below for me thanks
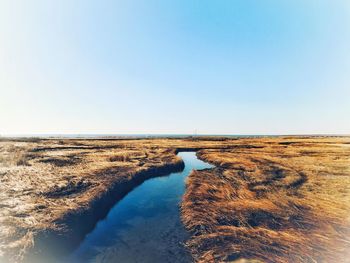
[69,152,213,263]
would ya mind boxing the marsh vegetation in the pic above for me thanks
[182,137,350,262]
[0,137,349,262]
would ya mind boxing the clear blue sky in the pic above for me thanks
[1,0,349,135]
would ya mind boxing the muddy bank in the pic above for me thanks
[24,158,185,263]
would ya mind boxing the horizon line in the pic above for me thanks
[1,133,349,138]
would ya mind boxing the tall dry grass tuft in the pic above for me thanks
[0,144,31,167]
[15,153,31,166]
[109,153,132,162]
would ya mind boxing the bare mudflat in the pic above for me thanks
[0,136,349,262]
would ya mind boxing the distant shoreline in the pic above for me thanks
[1,133,349,140]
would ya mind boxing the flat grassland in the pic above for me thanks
[182,137,350,262]
[0,138,186,262]
[0,137,349,262]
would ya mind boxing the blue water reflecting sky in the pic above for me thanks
[69,152,212,263]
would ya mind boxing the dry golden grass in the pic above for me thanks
[0,138,186,262]
[1,137,349,262]
[182,137,350,262]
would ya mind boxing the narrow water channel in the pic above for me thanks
[69,152,213,263]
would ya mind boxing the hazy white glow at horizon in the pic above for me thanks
[1,0,349,135]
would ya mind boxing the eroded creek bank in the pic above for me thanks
[67,152,213,263]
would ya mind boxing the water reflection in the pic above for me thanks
[69,152,213,263]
